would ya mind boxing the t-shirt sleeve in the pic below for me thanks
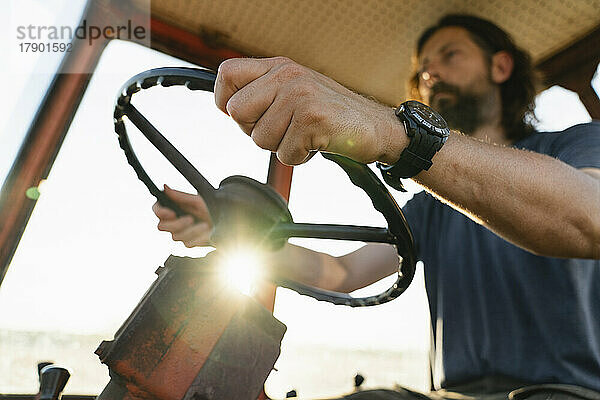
[548,121,600,169]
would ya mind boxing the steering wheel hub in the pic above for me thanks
[212,175,293,250]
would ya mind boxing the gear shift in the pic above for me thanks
[37,362,54,379]
[38,365,70,400]
[34,362,54,400]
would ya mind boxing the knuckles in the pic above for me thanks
[277,134,310,166]
[272,59,306,81]
[217,58,241,84]
[277,148,308,166]
[285,80,315,102]
[224,96,246,123]
[296,102,326,128]
[219,56,334,164]
[251,131,278,152]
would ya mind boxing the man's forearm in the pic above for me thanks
[412,131,600,259]
[266,244,349,292]
[266,243,399,292]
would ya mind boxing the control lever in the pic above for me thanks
[38,365,70,400]
[37,362,54,379]
[34,362,54,400]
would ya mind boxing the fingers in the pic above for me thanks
[157,215,211,248]
[156,209,212,247]
[171,221,212,248]
[153,186,214,248]
[157,214,194,234]
[215,57,339,165]
[275,108,331,165]
[249,93,294,152]
[225,72,279,136]
[215,56,386,165]
[152,202,176,220]
[276,121,311,165]
[215,56,291,115]
[217,57,304,141]
[163,185,211,223]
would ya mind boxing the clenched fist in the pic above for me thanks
[214,57,407,165]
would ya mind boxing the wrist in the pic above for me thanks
[377,107,409,165]
[375,101,450,191]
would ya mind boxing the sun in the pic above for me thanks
[219,247,264,296]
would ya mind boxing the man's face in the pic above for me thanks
[417,26,497,134]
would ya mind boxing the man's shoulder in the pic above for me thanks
[515,121,600,168]
[568,120,600,129]
[515,121,599,149]
[521,121,598,140]
[550,121,600,138]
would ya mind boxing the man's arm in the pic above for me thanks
[413,132,600,259]
[214,57,600,260]
[582,167,600,180]
[267,243,399,293]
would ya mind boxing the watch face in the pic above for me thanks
[401,100,449,137]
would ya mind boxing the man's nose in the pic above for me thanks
[420,62,442,88]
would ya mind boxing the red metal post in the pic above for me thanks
[0,1,110,285]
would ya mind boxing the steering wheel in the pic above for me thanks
[113,67,416,307]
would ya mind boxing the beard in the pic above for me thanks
[428,81,485,135]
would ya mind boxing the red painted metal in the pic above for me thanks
[96,256,286,400]
[0,1,110,285]
[148,17,245,70]
[267,154,294,203]
[256,154,294,312]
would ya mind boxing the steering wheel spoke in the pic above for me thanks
[124,104,218,210]
[270,222,395,244]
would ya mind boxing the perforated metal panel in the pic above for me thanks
[150,0,600,105]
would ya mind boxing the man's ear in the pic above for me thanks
[491,51,514,84]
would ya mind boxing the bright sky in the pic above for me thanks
[0,0,597,396]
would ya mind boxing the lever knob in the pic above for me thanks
[37,362,53,381]
[39,365,70,400]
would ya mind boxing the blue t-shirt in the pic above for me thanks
[402,122,600,390]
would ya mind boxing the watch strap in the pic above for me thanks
[378,122,447,191]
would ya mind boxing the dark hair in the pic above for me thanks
[409,14,538,142]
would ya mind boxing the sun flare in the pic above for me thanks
[219,248,264,296]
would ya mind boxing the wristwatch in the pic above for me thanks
[376,100,450,191]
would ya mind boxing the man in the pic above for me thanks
[153,14,600,399]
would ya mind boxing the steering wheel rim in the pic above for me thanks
[113,67,417,307]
